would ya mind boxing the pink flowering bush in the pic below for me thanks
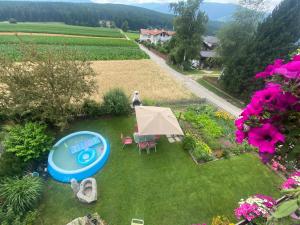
[235,54,300,162]
[235,194,276,221]
[281,171,300,190]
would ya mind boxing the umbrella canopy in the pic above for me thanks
[135,106,184,136]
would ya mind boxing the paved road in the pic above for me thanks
[139,44,242,117]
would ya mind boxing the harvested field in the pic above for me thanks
[91,60,194,102]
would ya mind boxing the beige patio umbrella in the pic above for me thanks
[135,106,184,135]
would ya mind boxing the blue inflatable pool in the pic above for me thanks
[48,131,110,183]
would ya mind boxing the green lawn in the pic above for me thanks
[197,78,245,108]
[0,22,124,38]
[38,117,282,225]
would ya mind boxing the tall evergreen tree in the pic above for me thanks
[169,0,207,70]
[219,0,300,101]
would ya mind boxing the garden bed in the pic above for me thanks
[180,103,253,164]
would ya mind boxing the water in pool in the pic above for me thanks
[52,133,104,170]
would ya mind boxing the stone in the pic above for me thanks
[77,178,97,204]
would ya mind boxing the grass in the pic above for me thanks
[90,60,193,102]
[0,44,148,61]
[38,117,282,225]
[125,32,140,40]
[0,22,124,38]
[197,78,245,109]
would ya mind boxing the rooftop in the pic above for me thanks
[140,28,175,36]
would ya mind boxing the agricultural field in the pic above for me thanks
[91,60,194,102]
[0,22,124,38]
[0,23,148,60]
[0,35,137,47]
[125,31,140,40]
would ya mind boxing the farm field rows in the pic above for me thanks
[0,35,137,47]
[0,44,148,61]
[0,23,149,60]
[0,22,124,38]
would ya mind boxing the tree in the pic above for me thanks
[218,0,300,101]
[0,175,43,213]
[8,18,17,24]
[0,45,96,128]
[121,20,129,32]
[169,0,207,70]
[4,122,54,162]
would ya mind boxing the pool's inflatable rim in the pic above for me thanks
[48,131,110,183]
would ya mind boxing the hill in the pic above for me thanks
[0,1,173,30]
[0,1,225,34]
[132,2,238,21]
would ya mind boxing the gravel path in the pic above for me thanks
[139,44,242,117]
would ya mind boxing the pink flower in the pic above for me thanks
[235,117,247,130]
[242,99,264,117]
[293,54,300,61]
[253,86,282,104]
[255,59,284,79]
[281,171,300,189]
[273,61,300,79]
[235,203,260,221]
[236,130,246,144]
[248,123,285,154]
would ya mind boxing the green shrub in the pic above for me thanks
[0,208,39,225]
[102,88,131,116]
[182,134,196,151]
[4,122,54,162]
[195,114,224,138]
[0,175,43,213]
[222,149,231,159]
[192,141,214,162]
[81,99,104,117]
[188,104,216,116]
[0,152,27,178]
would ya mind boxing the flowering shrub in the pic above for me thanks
[215,111,235,121]
[271,158,286,172]
[235,194,276,221]
[281,171,300,190]
[235,55,300,161]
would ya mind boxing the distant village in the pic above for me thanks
[139,28,219,68]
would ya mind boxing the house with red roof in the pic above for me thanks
[139,29,175,44]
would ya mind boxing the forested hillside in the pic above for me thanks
[0,1,224,34]
[0,1,173,30]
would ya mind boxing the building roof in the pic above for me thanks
[200,50,218,58]
[140,29,175,36]
[203,36,219,48]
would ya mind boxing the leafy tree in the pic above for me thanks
[0,45,96,128]
[4,122,54,162]
[8,18,17,24]
[0,175,43,213]
[121,20,129,32]
[102,88,131,116]
[169,0,207,70]
[218,0,300,101]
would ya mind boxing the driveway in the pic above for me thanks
[139,44,242,117]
